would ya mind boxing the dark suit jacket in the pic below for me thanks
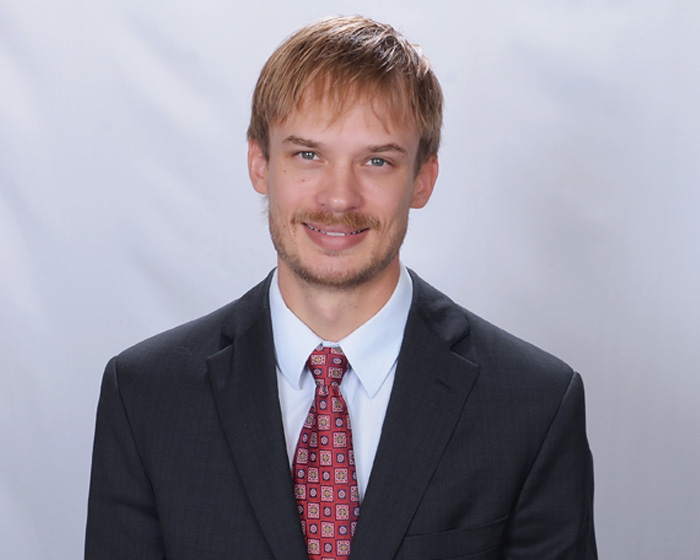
[85,271,596,559]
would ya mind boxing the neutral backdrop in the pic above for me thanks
[2,1,699,558]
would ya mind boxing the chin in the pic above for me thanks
[285,254,398,291]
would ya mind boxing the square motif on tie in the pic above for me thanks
[307,467,319,483]
[320,450,332,465]
[321,522,334,538]
[294,484,306,500]
[307,503,320,518]
[336,504,350,520]
[335,468,348,484]
[317,415,331,430]
[337,540,351,556]
[328,366,344,379]
[331,397,344,412]
[307,539,320,555]
[321,486,334,501]
[310,353,326,365]
[333,433,347,447]
[296,448,308,464]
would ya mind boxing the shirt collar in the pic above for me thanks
[269,265,413,397]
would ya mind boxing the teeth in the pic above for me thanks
[306,224,364,236]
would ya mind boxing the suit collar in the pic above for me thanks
[218,270,275,344]
[406,269,471,347]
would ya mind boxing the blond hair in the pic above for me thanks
[247,15,443,169]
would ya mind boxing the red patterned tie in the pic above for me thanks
[292,345,359,559]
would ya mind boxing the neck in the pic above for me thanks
[277,261,400,341]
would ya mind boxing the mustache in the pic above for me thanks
[292,210,380,231]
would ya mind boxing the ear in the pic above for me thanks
[410,154,439,209]
[248,139,269,195]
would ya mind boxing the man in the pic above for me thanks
[86,15,597,560]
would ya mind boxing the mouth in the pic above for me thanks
[303,223,370,237]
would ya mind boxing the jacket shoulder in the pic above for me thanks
[463,308,573,384]
[112,273,272,379]
[410,270,575,391]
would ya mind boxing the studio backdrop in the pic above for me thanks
[1,1,699,558]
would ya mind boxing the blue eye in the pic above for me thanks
[368,157,387,167]
[299,151,317,160]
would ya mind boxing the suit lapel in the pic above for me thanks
[350,274,480,560]
[207,278,307,560]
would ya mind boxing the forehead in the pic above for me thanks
[273,87,418,145]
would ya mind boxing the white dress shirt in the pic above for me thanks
[269,265,413,501]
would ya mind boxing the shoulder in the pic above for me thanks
[409,270,576,395]
[463,308,573,387]
[111,273,273,383]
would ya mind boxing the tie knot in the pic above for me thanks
[307,345,349,387]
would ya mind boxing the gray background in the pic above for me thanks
[2,0,699,557]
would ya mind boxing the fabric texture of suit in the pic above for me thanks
[85,271,597,559]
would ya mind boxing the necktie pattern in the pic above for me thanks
[292,345,359,559]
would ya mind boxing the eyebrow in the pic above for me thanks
[283,136,409,156]
[369,143,408,155]
[283,136,322,149]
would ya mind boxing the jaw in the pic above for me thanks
[277,249,401,295]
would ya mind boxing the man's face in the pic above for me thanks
[248,95,438,291]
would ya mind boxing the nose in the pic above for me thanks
[315,163,363,213]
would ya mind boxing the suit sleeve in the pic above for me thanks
[504,372,597,559]
[85,358,166,559]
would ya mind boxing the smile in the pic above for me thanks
[304,223,369,236]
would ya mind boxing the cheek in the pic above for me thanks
[269,167,316,204]
[266,179,294,210]
[376,188,415,220]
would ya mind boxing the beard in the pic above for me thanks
[268,208,407,290]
